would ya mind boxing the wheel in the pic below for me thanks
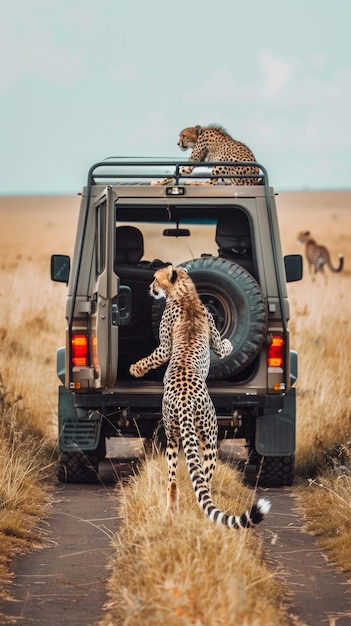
[56,450,99,483]
[152,257,267,379]
[249,453,295,487]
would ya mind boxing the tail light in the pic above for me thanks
[92,335,98,367]
[268,336,284,368]
[72,335,89,367]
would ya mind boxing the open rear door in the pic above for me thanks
[90,187,128,388]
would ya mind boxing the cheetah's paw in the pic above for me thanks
[129,363,148,378]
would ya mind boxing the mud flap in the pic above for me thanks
[58,386,101,452]
[255,388,296,456]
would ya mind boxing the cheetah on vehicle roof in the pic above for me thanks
[153,124,260,186]
[130,265,270,529]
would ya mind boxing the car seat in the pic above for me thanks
[215,213,255,277]
[115,226,159,379]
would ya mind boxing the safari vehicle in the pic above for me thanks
[51,158,302,486]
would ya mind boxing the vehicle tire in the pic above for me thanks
[56,450,99,483]
[152,257,267,379]
[249,454,295,487]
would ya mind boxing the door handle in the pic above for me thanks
[112,285,131,326]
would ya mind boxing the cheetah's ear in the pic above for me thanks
[194,125,202,137]
[165,264,177,283]
[305,230,310,236]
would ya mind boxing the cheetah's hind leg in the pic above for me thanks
[198,436,218,487]
[165,435,180,513]
[197,411,218,487]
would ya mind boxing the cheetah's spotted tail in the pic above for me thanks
[205,496,271,529]
[180,419,271,529]
[329,253,344,273]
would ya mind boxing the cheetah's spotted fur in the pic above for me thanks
[297,230,344,276]
[130,265,270,529]
[152,124,259,186]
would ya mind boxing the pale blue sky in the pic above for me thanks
[1,0,350,194]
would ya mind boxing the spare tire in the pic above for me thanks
[152,257,267,380]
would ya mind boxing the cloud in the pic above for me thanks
[183,49,351,117]
[126,111,175,150]
[183,52,298,106]
[0,30,88,93]
[109,63,140,81]
[256,50,351,116]
[183,68,257,105]
[252,52,351,155]
[0,3,100,94]
[180,49,351,171]
[258,50,297,99]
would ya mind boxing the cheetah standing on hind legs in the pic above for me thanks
[152,124,260,186]
[297,230,344,278]
[129,265,270,529]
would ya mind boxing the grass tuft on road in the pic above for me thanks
[101,453,291,626]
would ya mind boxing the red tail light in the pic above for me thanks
[72,335,89,366]
[268,336,284,368]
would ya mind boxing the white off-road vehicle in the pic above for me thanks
[51,159,302,486]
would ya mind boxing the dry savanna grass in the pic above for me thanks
[277,191,351,576]
[0,380,53,601]
[0,190,351,617]
[0,195,80,435]
[0,195,79,602]
[101,454,289,626]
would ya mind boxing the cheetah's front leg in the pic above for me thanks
[130,343,171,378]
[150,177,174,186]
[129,360,150,378]
[150,165,194,186]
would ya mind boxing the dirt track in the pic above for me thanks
[0,441,139,626]
[1,442,351,625]
[262,487,351,626]
[0,477,121,626]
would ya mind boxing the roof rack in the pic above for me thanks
[87,157,268,186]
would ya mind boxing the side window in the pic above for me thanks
[215,210,252,259]
[96,200,106,275]
[215,209,256,277]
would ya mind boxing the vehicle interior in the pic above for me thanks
[115,203,258,383]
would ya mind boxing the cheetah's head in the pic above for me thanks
[177,125,203,151]
[149,265,189,299]
[296,230,311,244]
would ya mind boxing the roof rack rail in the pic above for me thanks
[86,158,268,186]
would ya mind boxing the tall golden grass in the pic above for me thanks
[0,191,350,620]
[0,195,79,603]
[0,196,80,435]
[289,278,351,472]
[273,191,351,465]
[0,381,51,602]
[278,191,351,577]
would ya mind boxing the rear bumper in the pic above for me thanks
[57,385,296,456]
